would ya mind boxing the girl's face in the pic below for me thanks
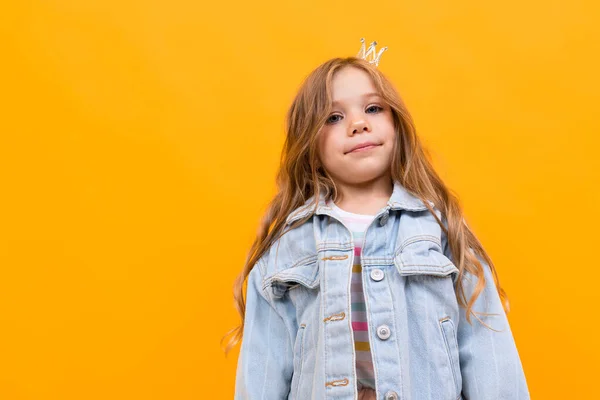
[317,66,396,186]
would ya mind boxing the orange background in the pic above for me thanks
[2,1,599,398]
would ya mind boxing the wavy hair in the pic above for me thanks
[221,56,510,356]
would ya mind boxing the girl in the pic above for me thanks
[223,49,530,400]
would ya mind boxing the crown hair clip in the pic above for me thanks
[356,37,388,67]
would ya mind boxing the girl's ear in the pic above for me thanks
[317,159,327,173]
[314,154,322,168]
[315,159,324,175]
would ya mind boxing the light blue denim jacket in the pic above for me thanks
[235,181,529,400]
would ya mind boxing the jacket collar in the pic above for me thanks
[285,179,433,226]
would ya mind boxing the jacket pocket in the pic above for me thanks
[394,237,459,278]
[263,258,320,299]
[290,323,307,399]
[439,316,462,399]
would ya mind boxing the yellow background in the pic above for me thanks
[2,1,599,398]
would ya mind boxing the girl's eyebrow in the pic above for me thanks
[332,92,381,107]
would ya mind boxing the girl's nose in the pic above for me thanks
[350,119,370,135]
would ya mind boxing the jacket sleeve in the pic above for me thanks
[451,247,530,399]
[234,259,294,399]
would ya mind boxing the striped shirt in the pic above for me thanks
[328,199,376,390]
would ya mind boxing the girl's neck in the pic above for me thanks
[330,177,393,215]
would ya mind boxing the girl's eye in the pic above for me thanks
[326,114,342,124]
[326,105,384,125]
[366,105,383,113]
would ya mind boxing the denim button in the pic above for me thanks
[377,324,391,340]
[370,268,384,281]
[384,391,398,400]
[379,211,389,226]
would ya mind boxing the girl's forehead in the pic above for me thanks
[331,91,382,107]
[331,68,379,100]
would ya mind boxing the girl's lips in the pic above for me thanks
[348,144,381,153]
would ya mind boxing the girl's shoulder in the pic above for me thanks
[258,220,318,293]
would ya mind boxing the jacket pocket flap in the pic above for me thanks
[263,259,320,298]
[394,238,459,277]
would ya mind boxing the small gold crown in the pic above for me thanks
[357,37,388,67]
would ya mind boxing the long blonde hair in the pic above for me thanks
[221,56,510,356]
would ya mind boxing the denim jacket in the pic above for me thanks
[235,181,529,400]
